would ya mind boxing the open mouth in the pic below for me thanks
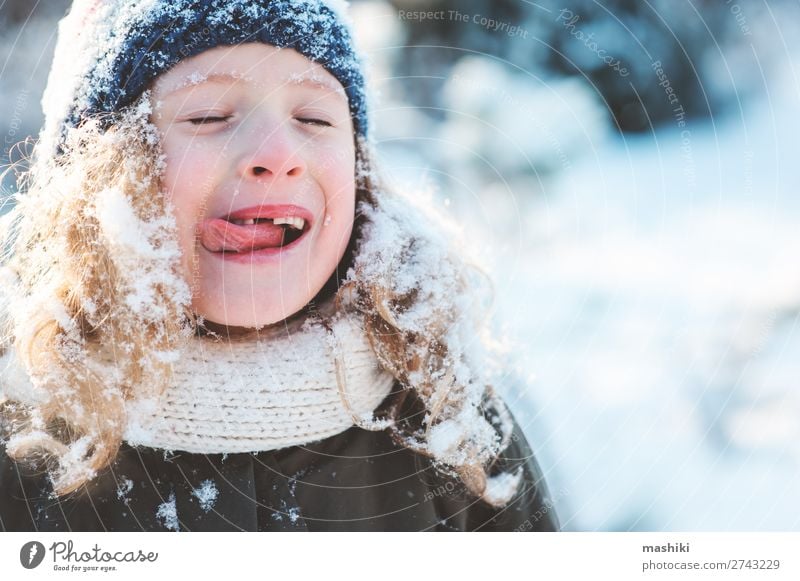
[199,206,313,254]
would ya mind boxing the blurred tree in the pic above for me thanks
[385,0,528,121]
[0,0,37,26]
[382,0,761,132]
[0,0,68,27]
[540,0,740,132]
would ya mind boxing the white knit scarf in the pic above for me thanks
[125,311,396,453]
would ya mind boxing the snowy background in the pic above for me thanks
[2,0,799,530]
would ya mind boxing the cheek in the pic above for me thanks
[316,145,357,209]
[309,141,356,249]
[161,140,223,224]
[159,139,224,277]
[322,170,355,242]
[318,192,355,271]
[162,140,218,199]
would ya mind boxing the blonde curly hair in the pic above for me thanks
[0,103,520,507]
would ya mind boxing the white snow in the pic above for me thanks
[483,467,524,506]
[286,71,347,99]
[0,349,45,405]
[116,477,134,502]
[321,0,353,27]
[156,491,179,531]
[192,479,219,513]
[441,56,608,176]
[341,183,521,502]
[123,398,160,446]
[92,145,190,322]
[428,418,464,458]
[95,187,157,258]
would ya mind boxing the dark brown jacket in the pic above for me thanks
[0,406,558,532]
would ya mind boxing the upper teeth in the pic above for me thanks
[230,217,306,229]
[272,216,306,230]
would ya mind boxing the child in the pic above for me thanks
[0,0,558,532]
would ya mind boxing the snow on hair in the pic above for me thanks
[0,97,196,496]
[340,144,522,507]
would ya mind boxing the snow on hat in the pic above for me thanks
[39,0,368,159]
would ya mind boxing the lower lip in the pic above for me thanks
[206,228,310,264]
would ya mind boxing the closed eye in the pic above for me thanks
[188,115,232,125]
[296,117,333,127]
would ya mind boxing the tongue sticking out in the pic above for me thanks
[199,218,287,253]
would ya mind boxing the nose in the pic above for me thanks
[236,123,306,180]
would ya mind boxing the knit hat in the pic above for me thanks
[39,0,368,159]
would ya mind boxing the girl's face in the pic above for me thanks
[150,43,356,329]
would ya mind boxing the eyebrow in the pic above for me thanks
[286,73,347,97]
[157,73,240,100]
[160,71,347,102]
